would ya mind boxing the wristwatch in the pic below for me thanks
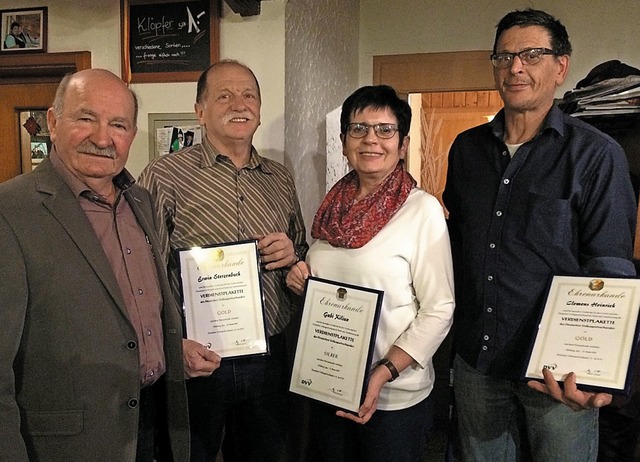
[377,358,399,382]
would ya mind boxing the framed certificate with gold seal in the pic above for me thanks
[289,276,383,412]
[525,276,640,394]
[178,239,267,358]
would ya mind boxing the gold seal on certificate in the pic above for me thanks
[178,240,267,358]
[525,276,640,393]
[289,277,383,412]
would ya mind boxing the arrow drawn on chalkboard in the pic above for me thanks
[186,7,206,34]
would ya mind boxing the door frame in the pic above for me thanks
[0,51,91,84]
[373,50,495,94]
[0,51,91,181]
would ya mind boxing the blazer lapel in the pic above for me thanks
[34,162,130,318]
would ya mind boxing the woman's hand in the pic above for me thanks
[335,364,389,425]
[285,261,310,296]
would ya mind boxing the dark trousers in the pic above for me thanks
[308,394,434,462]
[136,379,172,462]
[187,334,290,462]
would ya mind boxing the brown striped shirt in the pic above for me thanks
[138,137,308,336]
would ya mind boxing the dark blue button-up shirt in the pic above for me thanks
[443,105,636,379]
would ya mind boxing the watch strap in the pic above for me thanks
[378,358,399,382]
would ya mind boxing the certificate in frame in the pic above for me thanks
[178,239,268,359]
[290,277,383,412]
[524,275,640,394]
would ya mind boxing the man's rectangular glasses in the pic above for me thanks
[490,48,559,69]
[346,123,399,139]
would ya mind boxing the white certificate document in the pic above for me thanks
[178,240,267,358]
[525,276,640,393]
[289,277,383,412]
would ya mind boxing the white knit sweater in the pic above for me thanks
[306,188,455,411]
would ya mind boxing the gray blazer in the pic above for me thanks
[0,159,189,461]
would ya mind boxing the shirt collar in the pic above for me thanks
[49,145,135,200]
[490,104,565,142]
[200,136,274,174]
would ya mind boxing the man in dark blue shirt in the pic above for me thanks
[443,8,636,462]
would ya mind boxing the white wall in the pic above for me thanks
[285,0,360,236]
[359,0,640,96]
[0,0,286,177]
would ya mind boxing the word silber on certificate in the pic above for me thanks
[290,276,383,412]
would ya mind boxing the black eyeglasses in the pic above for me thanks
[346,123,399,139]
[490,48,559,69]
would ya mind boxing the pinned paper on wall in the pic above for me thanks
[325,106,350,193]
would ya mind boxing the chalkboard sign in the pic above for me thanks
[121,0,220,83]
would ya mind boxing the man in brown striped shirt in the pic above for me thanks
[138,60,308,462]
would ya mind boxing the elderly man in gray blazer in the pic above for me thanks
[0,69,189,461]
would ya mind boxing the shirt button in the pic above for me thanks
[487,275,493,281]
[496,211,502,217]
[482,345,488,351]
[487,307,493,313]
[489,243,496,249]
[125,248,132,254]
[149,370,154,377]
[138,289,144,295]
[127,398,139,409]
[239,195,244,202]
[126,340,137,350]
[147,329,152,336]
[240,226,245,234]
[484,335,490,341]
[503,179,510,184]
[502,151,508,157]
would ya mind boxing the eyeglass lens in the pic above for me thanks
[491,48,554,68]
[348,123,397,139]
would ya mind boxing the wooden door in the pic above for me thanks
[0,51,91,183]
[0,83,58,182]
[410,89,503,203]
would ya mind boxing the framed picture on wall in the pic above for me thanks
[148,112,202,159]
[121,0,220,83]
[0,7,47,53]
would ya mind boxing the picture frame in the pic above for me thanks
[148,112,201,159]
[121,0,220,84]
[0,7,47,53]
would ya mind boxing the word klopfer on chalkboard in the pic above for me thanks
[129,0,211,75]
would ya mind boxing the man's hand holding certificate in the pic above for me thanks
[525,276,640,395]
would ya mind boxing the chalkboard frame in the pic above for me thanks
[121,0,220,84]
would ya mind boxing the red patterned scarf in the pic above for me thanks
[312,162,416,249]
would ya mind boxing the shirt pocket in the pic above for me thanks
[520,192,571,250]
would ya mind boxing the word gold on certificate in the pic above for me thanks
[525,276,640,393]
[290,277,383,412]
[178,240,268,358]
